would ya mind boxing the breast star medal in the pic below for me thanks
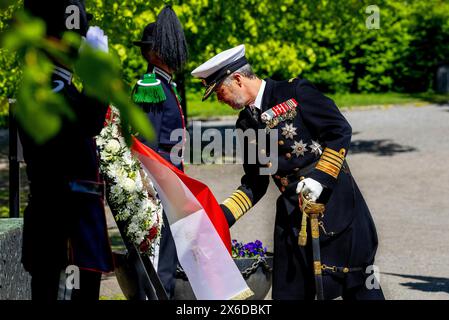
[281,123,297,140]
[309,140,322,156]
[291,140,308,157]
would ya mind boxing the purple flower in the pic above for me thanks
[231,239,268,258]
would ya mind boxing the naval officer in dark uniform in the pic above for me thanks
[132,5,188,298]
[192,45,384,300]
[20,0,113,301]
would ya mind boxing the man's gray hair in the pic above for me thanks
[222,64,256,86]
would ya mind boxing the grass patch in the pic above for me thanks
[186,91,240,119]
[186,90,449,118]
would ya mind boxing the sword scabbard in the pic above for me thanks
[298,211,308,246]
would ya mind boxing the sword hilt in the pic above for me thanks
[298,191,325,246]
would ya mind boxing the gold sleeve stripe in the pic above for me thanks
[321,155,343,168]
[230,195,248,213]
[223,198,244,220]
[316,159,341,179]
[235,190,253,208]
[322,152,344,165]
[321,157,342,169]
[232,192,250,211]
[226,197,245,214]
[324,147,345,160]
[316,147,347,178]
[318,160,340,173]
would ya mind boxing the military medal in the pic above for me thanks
[309,140,322,156]
[291,140,308,157]
[261,98,298,130]
[281,123,297,139]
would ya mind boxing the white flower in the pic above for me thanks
[96,136,106,147]
[97,106,163,256]
[122,178,136,193]
[105,139,121,154]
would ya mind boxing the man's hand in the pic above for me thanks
[296,178,323,202]
[83,26,109,53]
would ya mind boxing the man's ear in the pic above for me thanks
[234,73,244,87]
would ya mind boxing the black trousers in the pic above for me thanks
[30,267,102,301]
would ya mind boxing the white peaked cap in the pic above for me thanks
[191,45,248,101]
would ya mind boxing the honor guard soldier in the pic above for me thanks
[192,45,385,300]
[132,5,188,298]
[20,0,113,300]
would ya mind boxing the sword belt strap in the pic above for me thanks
[321,264,364,274]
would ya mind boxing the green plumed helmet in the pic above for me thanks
[132,73,166,104]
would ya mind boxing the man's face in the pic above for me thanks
[215,78,248,110]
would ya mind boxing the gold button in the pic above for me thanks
[285,153,292,159]
[278,140,284,146]
[280,177,289,186]
[343,267,349,273]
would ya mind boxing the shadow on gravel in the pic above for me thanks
[350,139,416,156]
[384,272,449,294]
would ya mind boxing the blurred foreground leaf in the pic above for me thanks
[3,9,154,145]
[76,46,154,144]
[0,0,15,10]
[15,49,74,144]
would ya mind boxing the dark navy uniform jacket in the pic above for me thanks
[221,77,379,299]
[137,67,185,171]
[19,66,113,274]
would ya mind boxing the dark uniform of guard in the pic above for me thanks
[192,46,384,300]
[20,0,113,301]
[132,6,188,298]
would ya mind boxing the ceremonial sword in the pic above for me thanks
[298,191,326,300]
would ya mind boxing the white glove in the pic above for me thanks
[83,26,108,53]
[296,178,323,202]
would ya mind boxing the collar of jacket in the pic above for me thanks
[52,66,72,84]
[260,78,275,112]
[153,66,173,84]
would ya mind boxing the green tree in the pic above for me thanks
[2,0,449,131]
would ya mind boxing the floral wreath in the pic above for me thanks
[96,106,163,255]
